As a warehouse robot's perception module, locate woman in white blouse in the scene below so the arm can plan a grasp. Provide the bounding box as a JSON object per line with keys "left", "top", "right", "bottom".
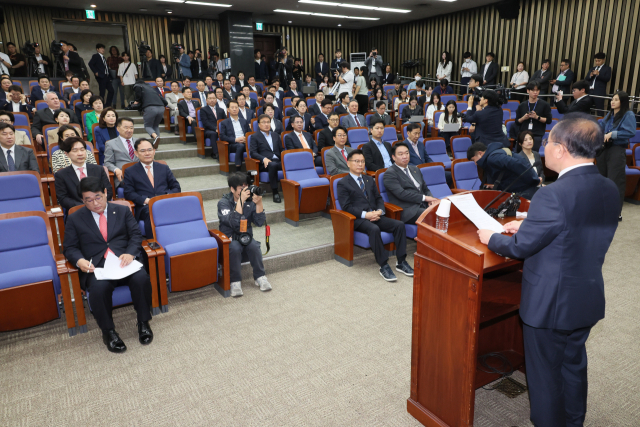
{"left": 436, "top": 51, "right": 452, "bottom": 82}
{"left": 425, "top": 93, "right": 444, "bottom": 127}
{"left": 510, "top": 61, "right": 529, "bottom": 99}
{"left": 437, "top": 100, "right": 463, "bottom": 149}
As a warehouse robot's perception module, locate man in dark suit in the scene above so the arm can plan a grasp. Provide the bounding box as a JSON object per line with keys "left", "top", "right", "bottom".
{"left": 404, "top": 123, "right": 431, "bottom": 166}
{"left": 62, "top": 76, "right": 82, "bottom": 102}
{"left": 201, "top": 92, "right": 227, "bottom": 159}
{"left": 313, "top": 100, "right": 333, "bottom": 130}
{"left": 308, "top": 91, "right": 325, "bottom": 116}
{"left": 222, "top": 80, "right": 235, "bottom": 102}
{"left": 124, "top": 139, "right": 181, "bottom": 237}
{"left": 55, "top": 136, "right": 112, "bottom": 211}
{"left": 550, "top": 59, "right": 575, "bottom": 104}
{"left": 371, "top": 101, "right": 393, "bottom": 126}
{"left": 29, "top": 75, "right": 60, "bottom": 107}
{"left": 31, "top": 92, "right": 79, "bottom": 146}
{"left": 284, "top": 115, "right": 322, "bottom": 167}
{"left": 481, "top": 52, "right": 499, "bottom": 86}
{"left": 315, "top": 53, "right": 329, "bottom": 85}
{"left": 153, "top": 77, "right": 167, "bottom": 97}
{"left": 240, "top": 86, "right": 257, "bottom": 111}
{"left": 478, "top": 114, "right": 619, "bottom": 427}
{"left": 190, "top": 49, "right": 207, "bottom": 80}
{"left": 585, "top": 52, "right": 611, "bottom": 115}
{"left": 219, "top": 100, "right": 249, "bottom": 169}
{"left": 337, "top": 149, "right": 412, "bottom": 281}
{"left": 236, "top": 93, "right": 254, "bottom": 123}
{"left": 554, "top": 80, "right": 594, "bottom": 115}
{"left": 1, "top": 85, "right": 34, "bottom": 120}
{"left": 0, "top": 123, "right": 39, "bottom": 172}
{"left": 250, "top": 114, "right": 283, "bottom": 203}
{"left": 335, "top": 92, "right": 350, "bottom": 115}
{"left": 531, "top": 59, "right": 553, "bottom": 94}
{"left": 193, "top": 80, "right": 209, "bottom": 106}
{"left": 177, "top": 87, "right": 201, "bottom": 137}
{"left": 318, "top": 112, "right": 349, "bottom": 150}
{"left": 143, "top": 49, "right": 163, "bottom": 79}
{"left": 262, "top": 92, "right": 282, "bottom": 121}
{"left": 254, "top": 50, "right": 269, "bottom": 82}
{"left": 362, "top": 119, "right": 393, "bottom": 172}
{"left": 60, "top": 40, "right": 84, "bottom": 77}
{"left": 383, "top": 142, "right": 438, "bottom": 224}
{"left": 88, "top": 43, "right": 114, "bottom": 106}
{"left": 63, "top": 176, "right": 154, "bottom": 354}
{"left": 330, "top": 50, "right": 343, "bottom": 72}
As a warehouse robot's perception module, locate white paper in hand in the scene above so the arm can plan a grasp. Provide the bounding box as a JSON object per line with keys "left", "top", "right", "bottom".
{"left": 448, "top": 193, "right": 505, "bottom": 233}
{"left": 94, "top": 252, "right": 143, "bottom": 281}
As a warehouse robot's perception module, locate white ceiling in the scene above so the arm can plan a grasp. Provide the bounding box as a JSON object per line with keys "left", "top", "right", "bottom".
{"left": 14, "top": 0, "right": 503, "bottom": 29}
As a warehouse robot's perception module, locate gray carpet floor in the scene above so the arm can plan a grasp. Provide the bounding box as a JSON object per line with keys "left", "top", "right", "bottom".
{"left": 1, "top": 204, "right": 638, "bottom": 427}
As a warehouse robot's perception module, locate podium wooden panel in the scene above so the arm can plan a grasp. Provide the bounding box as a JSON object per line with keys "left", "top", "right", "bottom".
{"left": 407, "top": 190, "right": 530, "bottom": 427}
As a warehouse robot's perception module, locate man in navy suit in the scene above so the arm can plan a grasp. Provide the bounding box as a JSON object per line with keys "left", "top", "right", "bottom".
{"left": 315, "top": 53, "right": 328, "bottom": 85}
{"left": 263, "top": 92, "right": 282, "bottom": 120}
{"left": 284, "top": 115, "right": 322, "bottom": 167}
{"left": 29, "top": 75, "right": 59, "bottom": 107}
{"left": 404, "top": 123, "right": 431, "bottom": 166}
{"left": 63, "top": 176, "right": 154, "bottom": 354}
{"left": 478, "top": 114, "right": 619, "bottom": 427}
{"left": 362, "top": 119, "right": 393, "bottom": 172}
{"left": 201, "top": 92, "right": 227, "bottom": 159}
{"left": 550, "top": 59, "right": 575, "bottom": 104}
{"left": 336, "top": 149, "right": 412, "bottom": 282}
{"left": 88, "top": 43, "right": 114, "bottom": 106}
{"left": 219, "top": 100, "right": 249, "bottom": 169}
{"left": 236, "top": 93, "right": 255, "bottom": 123}
{"left": 584, "top": 52, "right": 611, "bottom": 115}
{"left": 124, "top": 139, "right": 181, "bottom": 237}
{"left": 2, "top": 85, "right": 34, "bottom": 120}
{"left": 312, "top": 100, "right": 332, "bottom": 131}
{"left": 250, "top": 114, "right": 283, "bottom": 203}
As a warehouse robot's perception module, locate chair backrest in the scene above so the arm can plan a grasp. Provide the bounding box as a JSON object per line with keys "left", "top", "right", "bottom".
{"left": 282, "top": 150, "right": 320, "bottom": 182}
{"left": 330, "top": 174, "right": 348, "bottom": 210}
{"left": 81, "top": 110, "right": 94, "bottom": 130}
{"left": 398, "top": 102, "right": 409, "bottom": 118}
{"left": 251, "top": 118, "right": 259, "bottom": 132}
{"left": 546, "top": 119, "right": 559, "bottom": 131}
{"left": 321, "top": 146, "right": 331, "bottom": 175}
{"left": 0, "top": 171, "right": 46, "bottom": 214}
{"left": 629, "top": 129, "right": 640, "bottom": 147}
{"left": 28, "top": 80, "right": 38, "bottom": 90}
{"left": 347, "top": 128, "right": 369, "bottom": 149}
{"left": 149, "top": 193, "right": 210, "bottom": 245}
{"left": 43, "top": 124, "right": 58, "bottom": 148}
{"left": 13, "top": 112, "right": 30, "bottom": 127}
{"left": 433, "top": 111, "right": 444, "bottom": 127}
{"left": 502, "top": 109, "right": 511, "bottom": 123}
{"left": 283, "top": 97, "right": 292, "bottom": 108}
{"left": 550, "top": 107, "right": 563, "bottom": 120}
{"left": 383, "top": 84, "right": 394, "bottom": 94}
{"left": 424, "top": 138, "right": 450, "bottom": 168}
{"left": 451, "top": 136, "right": 472, "bottom": 159}
{"left": 374, "top": 169, "right": 390, "bottom": 203}
{"left": 283, "top": 116, "right": 291, "bottom": 130}
{"left": 364, "top": 112, "right": 374, "bottom": 128}
{"left": 12, "top": 81, "right": 23, "bottom": 89}
{"left": 306, "top": 97, "right": 316, "bottom": 107}
{"left": 456, "top": 101, "right": 468, "bottom": 114}
{"left": 633, "top": 143, "right": 640, "bottom": 166}
{"left": 441, "top": 95, "right": 457, "bottom": 104}
{"left": 382, "top": 126, "right": 398, "bottom": 144}
{"left": 418, "top": 163, "right": 452, "bottom": 198}
{"left": 504, "top": 101, "right": 520, "bottom": 116}
{"left": 451, "top": 159, "right": 480, "bottom": 190}
{"left": 463, "top": 94, "right": 471, "bottom": 101}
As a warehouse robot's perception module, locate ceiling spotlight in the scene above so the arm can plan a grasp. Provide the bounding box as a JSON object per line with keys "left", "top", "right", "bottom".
{"left": 288, "top": 20, "right": 292, "bottom": 23}
{"left": 337, "top": 24, "right": 342, "bottom": 26}
{"left": 91, "top": 4, "right": 97, "bottom": 7}
{"left": 166, "top": 9, "right": 173, "bottom": 13}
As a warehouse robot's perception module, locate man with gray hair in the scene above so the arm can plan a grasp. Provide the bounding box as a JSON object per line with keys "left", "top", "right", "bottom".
{"left": 477, "top": 113, "right": 619, "bottom": 427}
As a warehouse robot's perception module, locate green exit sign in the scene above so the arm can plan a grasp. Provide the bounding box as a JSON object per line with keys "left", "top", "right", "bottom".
{"left": 255, "top": 22, "right": 263, "bottom": 31}
{"left": 86, "top": 10, "right": 96, "bottom": 19}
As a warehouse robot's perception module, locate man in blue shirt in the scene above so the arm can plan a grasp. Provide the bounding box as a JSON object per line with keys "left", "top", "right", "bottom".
{"left": 176, "top": 46, "right": 192, "bottom": 78}
{"left": 362, "top": 119, "right": 393, "bottom": 172}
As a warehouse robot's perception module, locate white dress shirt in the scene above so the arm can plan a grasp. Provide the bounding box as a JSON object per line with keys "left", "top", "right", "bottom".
{"left": 217, "top": 99, "right": 227, "bottom": 113}
{"left": 558, "top": 162, "right": 592, "bottom": 178}
{"left": 1, "top": 144, "right": 15, "bottom": 161}
{"left": 460, "top": 59, "right": 478, "bottom": 78}
{"left": 73, "top": 163, "right": 87, "bottom": 181}
{"left": 483, "top": 61, "right": 492, "bottom": 79}
{"left": 0, "top": 52, "right": 11, "bottom": 75}
{"left": 230, "top": 117, "right": 244, "bottom": 138}
{"left": 437, "top": 61, "right": 453, "bottom": 81}
{"left": 11, "top": 101, "right": 23, "bottom": 112}
{"left": 35, "top": 54, "right": 46, "bottom": 74}
{"left": 120, "top": 135, "right": 134, "bottom": 152}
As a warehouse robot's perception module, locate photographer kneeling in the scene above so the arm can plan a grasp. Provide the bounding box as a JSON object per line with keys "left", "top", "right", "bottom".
{"left": 464, "top": 88, "right": 509, "bottom": 148}
{"left": 131, "top": 79, "right": 168, "bottom": 149}
{"left": 467, "top": 141, "right": 540, "bottom": 200}
{"left": 218, "top": 172, "right": 272, "bottom": 297}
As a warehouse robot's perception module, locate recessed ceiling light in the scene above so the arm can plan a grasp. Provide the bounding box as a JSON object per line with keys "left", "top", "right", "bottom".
{"left": 274, "top": 9, "right": 311, "bottom": 15}
{"left": 288, "top": 20, "right": 292, "bottom": 23}
{"left": 185, "top": 1, "right": 232, "bottom": 6}
{"left": 337, "top": 24, "right": 342, "bottom": 26}
{"left": 91, "top": 4, "right": 97, "bottom": 7}
{"left": 299, "top": 1, "right": 410, "bottom": 12}
{"left": 274, "top": 9, "right": 379, "bottom": 19}
{"left": 167, "top": 10, "right": 173, "bottom": 13}
{"left": 299, "top": 0, "right": 336, "bottom": 4}
{"left": 157, "top": 0, "right": 185, "bottom": 3}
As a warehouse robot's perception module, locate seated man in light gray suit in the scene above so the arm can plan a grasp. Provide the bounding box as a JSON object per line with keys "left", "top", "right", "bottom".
{"left": 341, "top": 100, "right": 366, "bottom": 129}
{"left": 0, "top": 123, "right": 39, "bottom": 172}
{"left": 104, "top": 117, "right": 139, "bottom": 187}
{"left": 383, "top": 142, "right": 438, "bottom": 224}
{"left": 324, "top": 126, "right": 353, "bottom": 175}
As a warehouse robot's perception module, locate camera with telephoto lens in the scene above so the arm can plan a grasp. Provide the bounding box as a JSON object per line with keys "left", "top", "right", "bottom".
{"left": 171, "top": 43, "right": 183, "bottom": 59}
{"left": 246, "top": 172, "right": 264, "bottom": 197}
{"left": 50, "top": 41, "right": 63, "bottom": 57}
{"left": 138, "top": 41, "right": 151, "bottom": 57}
{"left": 22, "top": 41, "right": 38, "bottom": 57}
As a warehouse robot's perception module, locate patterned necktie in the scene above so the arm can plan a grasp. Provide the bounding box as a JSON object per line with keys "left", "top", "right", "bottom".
{"left": 99, "top": 212, "right": 115, "bottom": 258}
{"left": 102, "top": 56, "right": 108, "bottom": 74}
{"left": 354, "top": 115, "right": 361, "bottom": 126}
{"left": 126, "top": 139, "right": 135, "bottom": 160}
{"left": 145, "top": 165, "right": 154, "bottom": 187}
{"left": 6, "top": 149, "right": 15, "bottom": 171}
{"left": 78, "top": 166, "right": 86, "bottom": 179}
{"left": 298, "top": 133, "right": 309, "bottom": 149}
{"left": 404, "top": 167, "right": 419, "bottom": 188}
{"left": 357, "top": 176, "right": 368, "bottom": 199}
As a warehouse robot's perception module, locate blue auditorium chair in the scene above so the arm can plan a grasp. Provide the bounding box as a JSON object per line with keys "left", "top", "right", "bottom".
{"left": 451, "top": 159, "right": 481, "bottom": 191}
{"left": 347, "top": 127, "right": 370, "bottom": 149}
{"left": 456, "top": 101, "right": 467, "bottom": 114}
{"left": 245, "top": 132, "right": 284, "bottom": 187}
{"left": 374, "top": 168, "right": 418, "bottom": 239}
{"left": 502, "top": 109, "right": 511, "bottom": 123}
{"left": 504, "top": 101, "right": 520, "bottom": 119}
{"left": 626, "top": 128, "right": 640, "bottom": 157}
{"left": 546, "top": 119, "right": 559, "bottom": 131}
{"left": 625, "top": 165, "right": 640, "bottom": 200}
{"left": 0, "top": 211, "right": 78, "bottom": 336}
{"left": 418, "top": 163, "right": 453, "bottom": 198}
{"left": 281, "top": 149, "right": 330, "bottom": 226}
{"left": 13, "top": 112, "right": 30, "bottom": 127}
{"left": 424, "top": 138, "right": 452, "bottom": 170}
{"left": 329, "top": 174, "right": 396, "bottom": 266}
{"left": 440, "top": 95, "right": 457, "bottom": 104}
{"left": 149, "top": 192, "right": 231, "bottom": 298}
{"left": 382, "top": 125, "right": 398, "bottom": 145}
{"left": 216, "top": 118, "right": 248, "bottom": 175}
{"left": 194, "top": 108, "right": 216, "bottom": 159}
{"left": 550, "top": 107, "right": 563, "bottom": 120}
{"left": 35, "top": 100, "right": 66, "bottom": 110}
{"left": 430, "top": 111, "right": 444, "bottom": 137}
{"left": 451, "top": 136, "right": 472, "bottom": 159}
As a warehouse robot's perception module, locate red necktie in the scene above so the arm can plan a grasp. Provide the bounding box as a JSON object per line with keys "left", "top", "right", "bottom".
{"left": 354, "top": 115, "right": 361, "bottom": 126}
{"left": 99, "top": 212, "right": 115, "bottom": 258}
{"left": 126, "top": 139, "right": 135, "bottom": 160}
{"left": 341, "top": 149, "right": 347, "bottom": 161}
{"left": 77, "top": 167, "right": 86, "bottom": 179}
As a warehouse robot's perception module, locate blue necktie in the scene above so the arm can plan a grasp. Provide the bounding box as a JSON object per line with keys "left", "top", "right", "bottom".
{"left": 357, "top": 176, "right": 368, "bottom": 199}
{"left": 6, "top": 149, "right": 15, "bottom": 171}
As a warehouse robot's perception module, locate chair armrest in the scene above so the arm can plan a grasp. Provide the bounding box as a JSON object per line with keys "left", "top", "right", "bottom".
{"left": 196, "top": 126, "right": 205, "bottom": 157}
{"left": 451, "top": 188, "right": 469, "bottom": 194}
{"left": 177, "top": 115, "right": 186, "bottom": 141}
{"left": 108, "top": 171, "right": 116, "bottom": 199}
{"left": 330, "top": 209, "right": 355, "bottom": 263}
{"left": 62, "top": 256, "right": 88, "bottom": 333}
{"left": 209, "top": 229, "right": 232, "bottom": 244}
{"left": 209, "top": 229, "right": 231, "bottom": 293}
{"left": 144, "top": 239, "right": 166, "bottom": 257}
{"left": 164, "top": 107, "right": 171, "bottom": 132}
{"left": 54, "top": 254, "right": 69, "bottom": 275}
{"left": 383, "top": 202, "right": 403, "bottom": 220}
{"left": 280, "top": 179, "right": 300, "bottom": 223}
{"left": 365, "top": 171, "right": 375, "bottom": 176}
{"left": 330, "top": 209, "right": 356, "bottom": 222}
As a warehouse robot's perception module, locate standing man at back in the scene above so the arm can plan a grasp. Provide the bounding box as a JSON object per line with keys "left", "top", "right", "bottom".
{"left": 478, "top": 113, "right": 619, "bottom": 427}
{"left": 584, "top": 52, "right": 611, "bottom": 116}
{"left": 364, "top": 48, "right": 383, "bottom": 87}
{"left": 88, "top": 44, "right": 114, "bottom": 107}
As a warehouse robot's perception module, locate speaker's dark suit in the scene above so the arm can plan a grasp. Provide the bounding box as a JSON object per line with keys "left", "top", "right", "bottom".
{"left": 362, "top": 139, "right": 393, "bottom": 172}
{"left": 88, "top": 53, "right": 114, "bottom": 106}
{"left": 250, "top": 130, "right": 282, "bottom": 190}
{"left": 31, "top": 108, "right": 79, "bottom": 138}
{"left": 29, "top": 87, "right": 61, "bottom": 107}
{"left": 63, "top": 203, "right": 152, "bottom": 331}
{"left": 337, "top": 173, "right": 406, "bottom": 266}
{"left": 383, "top": 164, "right": 433, "bottom": 223}
{"left": 200, "top": 103, "right": 227, "bottom": 155}
{"left": 585, "top": 64, "right": 611, "bottom": 114}
{"left": 54, "top": 164, "right": 112, "bottom": 211}
{"left": 284, "top": 131, "right": 323, "bottom": 167}
{"left": 123, "top": 161, "right": 181, "bottom": 237}
{"left": 531, "top": 68, "right": 553, "bottom": 93}
{"left": 219, "top": 116, "right": 250, "bottom": 167}
{"left": 488, "top": 165, "right": 618, "bottom": 427}
{"left": 482, "top": 61, "right": 500, "bottom": 85}
{"left": 0, "top": 144, "right": 39, "bottom": 172}
{"left": 555, "top": 95, "right": 594, "bottom": 115}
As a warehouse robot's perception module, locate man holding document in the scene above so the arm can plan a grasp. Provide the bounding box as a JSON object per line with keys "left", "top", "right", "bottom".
{"left": 476, "top": 114, "right": 619, "bottom": 427}
{"left": 63, "top": 176, "right": 154, "bottom": 354}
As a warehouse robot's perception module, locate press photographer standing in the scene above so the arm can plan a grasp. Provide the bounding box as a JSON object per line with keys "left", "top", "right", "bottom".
{"left": 364, "top": 47, "right": 383, "bottom": 86}
{"left": 218, "top": 172, "right": 272, "bottom": 297}
{"left": 131, "top": 79, "right": 167, "bottom": 148}
{"left": 465, "top": 89, "right": 509, "bottom": 147}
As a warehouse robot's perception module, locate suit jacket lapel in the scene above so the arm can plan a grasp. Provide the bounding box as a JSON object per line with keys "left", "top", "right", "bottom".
{"left": 106, "top": 203, "right": 117, "bottom": 241}
{"left": 13, "top": 145, "right": 23, "bottom": 167}
{"left": 81, "top": 206, "right": 104, "bottom": 241}
{"left": 0, "top": 150, "right": 7, "bottom": 170}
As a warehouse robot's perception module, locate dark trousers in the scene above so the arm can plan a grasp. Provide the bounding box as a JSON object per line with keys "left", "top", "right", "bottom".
{"left": 313, "top": 155, "right": 323, "bottom": 167}
{"left": 596, "top": 144, "right": 626, "bottom": 214}
{"left": 96, "top": 76, "right": 114, "bottom": 107}
{"left": 523, "top": 323, "right": 592, "bottom": 427}
{"left": 228, "top": 142, "right": 246, "bottom": 167}
{"left": 259, "top": 159, "right": 282, "bottom": 191}
{"left": 354, "top": 215, "right": 406, "bottom": 267}
{"left": 86, "top": 267, "right": 152, "bottom": 331}
{"left": 460, "top": 77, "right": 471, "bottom": 93}
{"left": 355, "top": 94, "right": 369, "bottom": 116}
{"left": 229, "top": 239, "right": 265, "bottom": 283}
{"left": 440, "top": 131, "right": 458, "bottom": 150}
{"left": 204, "top": 130, "right": 218, "bottom": 156}
{"left": 406, "top": 207, "right": 426, "bottom": 224}
{"left": 592, "top": 90, "right": 606, "bottom": 116}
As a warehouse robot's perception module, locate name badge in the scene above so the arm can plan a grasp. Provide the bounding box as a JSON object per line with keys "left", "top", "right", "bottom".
{"left": 528, "top": 122, "right": 533, "bottom": 130}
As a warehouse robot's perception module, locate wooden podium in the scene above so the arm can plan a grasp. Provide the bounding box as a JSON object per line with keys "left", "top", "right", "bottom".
{"left": 407, "top": 190, "right": 530, "bottom": 427}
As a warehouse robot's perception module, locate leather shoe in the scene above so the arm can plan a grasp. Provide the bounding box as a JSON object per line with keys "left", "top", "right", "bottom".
{"left": 137, "top": 321, "right": 154, "bottom": 345}
{"left": 153, "top": 137, "right": 160, "bottom": 149}
{"left": 102, "top": 329, "right": 127, "bottom": 353}
{"left": 273, "top": 193, "right": 282, "bottom": 203}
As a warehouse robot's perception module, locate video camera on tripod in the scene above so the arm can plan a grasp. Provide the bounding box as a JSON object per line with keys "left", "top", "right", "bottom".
{"left": 21, "top": 41, "right": 41, "bottom": 77}
{"left": 473, "top": 84, "right": 510, "bottom": 105}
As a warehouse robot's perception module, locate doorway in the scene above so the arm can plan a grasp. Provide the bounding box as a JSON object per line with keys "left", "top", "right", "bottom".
{"left": 253, "top": 35, "right": 281, "bottom": 63}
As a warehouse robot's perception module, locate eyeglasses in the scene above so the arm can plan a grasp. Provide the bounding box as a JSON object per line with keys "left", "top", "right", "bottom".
{"left": 349, "top": 159, "right": 365, "bottom": 164}
{"left": 0, "top": 118, "right": 11, "bottom": 123}
{"left": 138, "top": 148, "right": 154, "bottom": 154}
{"left": 83, "top": 195, "right": 104, "bottom": 204}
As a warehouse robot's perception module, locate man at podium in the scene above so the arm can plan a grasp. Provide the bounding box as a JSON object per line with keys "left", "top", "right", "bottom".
{"left": 477, "top": 113, "right": 619, "bottom": 427}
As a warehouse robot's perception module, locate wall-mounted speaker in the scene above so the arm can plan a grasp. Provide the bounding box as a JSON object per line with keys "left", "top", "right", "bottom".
{"left": 168, "top": 19, "right": 186, "bottom": 34}
{"left": 496, "top": 0, "right": 520, "bottom": 20}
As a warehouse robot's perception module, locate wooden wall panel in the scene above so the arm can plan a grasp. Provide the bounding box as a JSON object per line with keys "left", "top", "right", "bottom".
{"left": 360, "top": 0, "right": 640, "bottom": 97}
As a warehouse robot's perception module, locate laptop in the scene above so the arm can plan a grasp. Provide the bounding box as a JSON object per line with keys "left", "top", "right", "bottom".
{"left": 409, "top": 116, "right": 424, "bottom": 123}
{"left": 443, "top": 123, "right": 461, "bottom": 132}
{"left": 302, "top": 86, "right": 316, "bottom": 95}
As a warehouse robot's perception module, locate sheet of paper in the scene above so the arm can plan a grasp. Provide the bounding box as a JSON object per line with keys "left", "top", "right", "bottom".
{"left": 94, "top": 251, "right": 143, "bottom": 281}
{"left": 447, "top": 193, "right": 505, "bottom": 233}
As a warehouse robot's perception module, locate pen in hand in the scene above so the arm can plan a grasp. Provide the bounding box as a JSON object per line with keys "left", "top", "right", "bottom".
{"left": 88, "top": 258, "right": 93, "bottom": 273}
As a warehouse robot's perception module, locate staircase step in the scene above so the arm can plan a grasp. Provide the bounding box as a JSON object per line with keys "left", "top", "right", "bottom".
{"left": 163, "top": 157, "right": 220, "bottom": 177}
{"left": 154, "top": 142, "right": 203, "bottom": 160}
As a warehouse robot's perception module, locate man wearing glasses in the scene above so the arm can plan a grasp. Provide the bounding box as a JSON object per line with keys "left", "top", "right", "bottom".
{"left": 317, "top": 111, "right": 347, "bottom": 151}
{"left": 63, "top": 176, "right": 155, "bottom": 354}
{"left": 123, "top": 138, "right": 181, "bottom": 238}
{"left": 324, "top": 126, "right": 352, "bottom": 175}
